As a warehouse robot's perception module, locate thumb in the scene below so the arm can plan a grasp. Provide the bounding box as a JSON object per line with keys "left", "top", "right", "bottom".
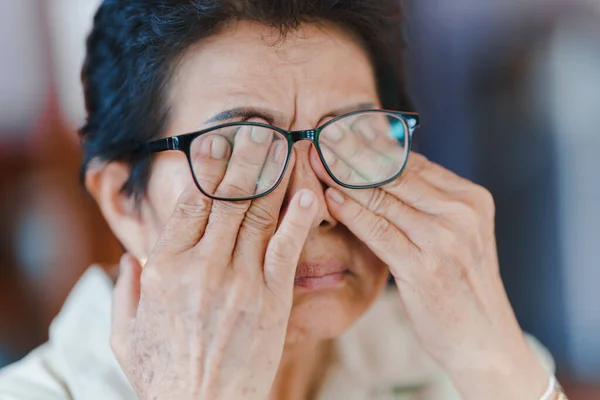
{"left": 111, "top": 253, "right": 142, "bottom": 350}
{"left": 264, "top": 190, "right": 318, "bottom": 301}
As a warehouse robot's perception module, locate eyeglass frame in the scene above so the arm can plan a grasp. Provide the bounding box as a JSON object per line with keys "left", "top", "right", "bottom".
{"left": 135, "top": 109, "right": 420, "bottom": 201}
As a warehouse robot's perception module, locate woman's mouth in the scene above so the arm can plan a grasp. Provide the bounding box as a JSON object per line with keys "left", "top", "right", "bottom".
{"left": 294, "top": 261, "right": 350, "bottom": 290}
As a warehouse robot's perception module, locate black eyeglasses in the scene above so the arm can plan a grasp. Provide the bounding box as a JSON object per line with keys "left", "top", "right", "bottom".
{"left": 137, "top": 109, "right": 420, "bottom": 201}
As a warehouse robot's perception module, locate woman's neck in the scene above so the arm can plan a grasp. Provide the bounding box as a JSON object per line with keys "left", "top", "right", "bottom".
{"left": 268, "top": 339, "right": 333, "bottom": 400}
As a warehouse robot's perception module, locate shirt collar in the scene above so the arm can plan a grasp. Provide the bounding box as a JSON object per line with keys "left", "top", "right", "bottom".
{"left": 48, "top": 266, "right": 137, "bottom": 399}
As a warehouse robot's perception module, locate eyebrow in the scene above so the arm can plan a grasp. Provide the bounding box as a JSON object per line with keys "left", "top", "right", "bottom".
{"left": 206, "top": 107, "right": 283, "bottom": 125}
{"left": 205, "top": 102, "right": 379, "bottom": 127}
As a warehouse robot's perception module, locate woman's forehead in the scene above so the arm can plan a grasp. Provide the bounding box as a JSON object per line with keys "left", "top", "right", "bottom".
{"left": 167, "top": 21, "right": 379, "bottom": 133}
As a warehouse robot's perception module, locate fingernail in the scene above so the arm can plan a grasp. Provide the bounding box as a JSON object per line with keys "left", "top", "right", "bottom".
{"left": 321, "top": 147, "right": 336, "bottom": 165}
{"left": 327, "top": 188, "right": 345, "bottom": 204}
{"left": 322, "top": 126, "right": 343, "bottom": 142}
{"left": 299, "top": 191, "right": 316, "bottom": 209}
{"left": 211, "top": 136, "right": 228, "bottom": 159}
{"left": 252, "top": 127, "right": 270, "bottom": 143}
{"left": 201, "top": 136, "right": 212, "bottom": 156}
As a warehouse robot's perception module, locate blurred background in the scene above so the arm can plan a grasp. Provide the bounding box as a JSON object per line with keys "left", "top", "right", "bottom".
{"left": 0, "top": 0, "right": 598, "bottom": 398}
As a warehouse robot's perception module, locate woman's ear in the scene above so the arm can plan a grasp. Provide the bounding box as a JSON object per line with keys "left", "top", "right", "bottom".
{"left": 85, "top": 162, "right": 148, "bottom": 261}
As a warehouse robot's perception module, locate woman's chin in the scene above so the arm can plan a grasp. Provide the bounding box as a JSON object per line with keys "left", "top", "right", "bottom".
{"left": 287, "top": 278, "right": 366, "bottom": 343}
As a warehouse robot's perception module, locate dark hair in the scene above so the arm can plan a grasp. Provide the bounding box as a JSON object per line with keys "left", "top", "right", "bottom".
{"left": 80, "top": 0, "right": 411, "bottom": 201}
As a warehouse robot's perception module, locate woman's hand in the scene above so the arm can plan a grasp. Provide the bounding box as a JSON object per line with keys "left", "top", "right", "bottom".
{"left": 316, "top": 151, "right": 550, "bottom": 400}
{"left": 110, "top": 150, "right": 319, "bottom": 400}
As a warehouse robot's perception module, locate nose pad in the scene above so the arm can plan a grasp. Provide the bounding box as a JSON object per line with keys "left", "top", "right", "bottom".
{"left": 289, "top": 129, "right": 318, "bottom": 143}
{"left": 283, "top": 141, "right": 338, "bottom": 229}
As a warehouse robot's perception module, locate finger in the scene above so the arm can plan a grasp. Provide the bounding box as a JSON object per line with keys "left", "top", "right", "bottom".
{"left": 325, "top": 113, "right": 405, "bottom": 157}
{"left": 326, "top": 185, "right": 434, "bottom": 244}
{"left": 320, "top": 127, "right": 404, "bottom": 186}
{"left": 379, "top": 154, "right": 454, "bottom": 215}
{"left": 189, "top": 133, "right": 231, "bottom": 195}
{"left": 234, "top": 151, "right": 294, "bottom": 274}
{"left": 319, "top": 143, "right": 368, "bottom": 184}
{"left": 111, "top": 253, "right": 142, "bottom": 350}
{"left": 154, "top": 183, "right": 213, "bottom": 255}
{"left": 200, "top": 126, "right": 276, "bottom": 258}
{"left": 405, "top": 153, "right": 496, "bottom": 218}
{"left": 156, "top": 133, "right": 228, "bottom": 256}
{"left": 255, "top": 137, "right": 289, "bottom": 194}
{"left": 352, "top": 114, "right": 403, "bottom": 154}
{"left": 312, "top": 147, "right": 448, "bottom": 216}
{"left": 264, "top": 189, "right": 319, "bottom": 301}
{"left": 213, "top": 125, "right": 274, "bottom": 199}
{"left": 319, "top": 115, "right": 407, "bottom": 185}
{"left": 323, "top": 188, "right": 414, "bottom": 268}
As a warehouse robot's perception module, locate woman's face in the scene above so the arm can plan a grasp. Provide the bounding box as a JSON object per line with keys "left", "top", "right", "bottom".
{"left": 134, "top": 21, "right": 390, "bottom": 344}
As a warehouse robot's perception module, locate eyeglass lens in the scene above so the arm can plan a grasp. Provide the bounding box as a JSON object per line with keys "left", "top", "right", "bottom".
{"left": 188, "top": 112, "right": 409, "bottom": 199}
{"left": 189, "top": 125, "right": 288, "bottom": 199}
{"left": 318, "top": 113, "right": 409, "bottom": 186}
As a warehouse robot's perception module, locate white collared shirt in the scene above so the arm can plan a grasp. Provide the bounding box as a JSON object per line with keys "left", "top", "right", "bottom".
{"left": 0, "top": 267, "right": 555, "bottom": 400}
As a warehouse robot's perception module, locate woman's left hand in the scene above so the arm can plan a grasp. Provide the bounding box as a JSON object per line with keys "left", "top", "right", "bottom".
{"left": 314, "top": 151, "right": 550, "bottom": 400}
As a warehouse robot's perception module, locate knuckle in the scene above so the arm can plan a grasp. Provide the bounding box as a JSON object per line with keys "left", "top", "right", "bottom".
{"left": 398, "top": 163, "right": 424, "bottom": 187}
{"left": 236, "top": 154, "right": 264, "bottom": 169}
{"left": 281, "top": 218, "right": 308, "bottom": 240}
{"left": 173, "top": 192, "right": 211, "bottom": 219}
{"left": 435, "top": 225, "right": 459, "bottom": 253}
{"left": 243, "top": 202, "right": 278, "bottom": 231}
{"left": 443, "top": 199, "right": 483, "bottom": 230}
{"left": 218, "top": 182, "right": 254, "bottom": 199}
{"left": 452, "top": 184, "right": 496, "bottom": 222}
{"left": 387, "top": 170, "right": 411, "bottom": 190}
{"left": 367, "top": 189, "right": 392, "bottom": 215}
{"left": 210, "top": 198, "right": 249, "bottom": 220}
{"left": 270, "top": 232, "right": 298, "bottom": 262}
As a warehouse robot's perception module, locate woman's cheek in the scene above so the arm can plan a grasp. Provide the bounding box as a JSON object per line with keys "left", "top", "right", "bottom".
{"left": 140, "top": 160, "right": 190, "bottom": 253}
{"left": 354, "top": 241, "right": 390, "bottom": 289}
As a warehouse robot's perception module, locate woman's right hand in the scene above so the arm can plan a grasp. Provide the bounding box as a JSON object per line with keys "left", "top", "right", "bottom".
{"left": 110, "top": 151, "right": 318, "bottom": 400}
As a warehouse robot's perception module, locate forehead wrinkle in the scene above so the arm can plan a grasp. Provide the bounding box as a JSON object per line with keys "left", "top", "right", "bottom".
{"left": 167, "top": 20, "right": 378, "bottom": 134}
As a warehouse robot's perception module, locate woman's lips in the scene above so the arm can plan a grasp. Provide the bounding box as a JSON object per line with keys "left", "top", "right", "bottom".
{"left": 294, "top": 262, "right": 349, "bottom": 290}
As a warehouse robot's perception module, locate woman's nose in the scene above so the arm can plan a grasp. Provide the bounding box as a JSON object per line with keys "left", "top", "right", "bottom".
{"left": 283, "top": 141, "right": 338, "bottom": 230}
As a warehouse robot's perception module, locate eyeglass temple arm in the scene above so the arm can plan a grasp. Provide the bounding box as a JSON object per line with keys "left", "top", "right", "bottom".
{"left": 403, "top": 114, "right": 420, "bottom": 137}
{"left": 135, "top": 137, "right": 181, "bottom": 155}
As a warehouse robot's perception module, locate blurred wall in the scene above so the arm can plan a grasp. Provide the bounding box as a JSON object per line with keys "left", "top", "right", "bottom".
{"left": 407, "top": 0, "right": 600, "bottom": 383}
{"left": 545, "top": 15, "right": 600, "bottom": 380}
{"left": 0, "top": 0, "right": 121, "bottom": 366}
{"left": 47, "top": 0, "right": 102, "bottom": 127}
{"left": 0, "top": 1, "right": 47, "bottom": 135}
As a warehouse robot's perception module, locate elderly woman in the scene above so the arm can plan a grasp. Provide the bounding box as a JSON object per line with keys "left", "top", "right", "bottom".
{"left": 0, "top": 1, "right": 568, "bottom": 399}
